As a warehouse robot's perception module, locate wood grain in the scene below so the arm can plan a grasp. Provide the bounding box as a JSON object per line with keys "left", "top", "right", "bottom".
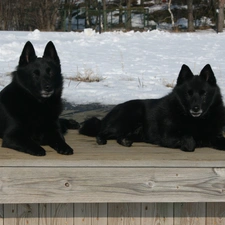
{"left": 206, "top": 202, "right": 225, "bottom": 225}
{"left": 74, "top": 203, "right": 107, "bottom": 225}
{"left": 108, "top": 203, "right": 141, "bottom": 225}
{"left": 141, "top": 203, "right": 173, "bottom": 225}
{"left": 174, "top": 203, "right": 206, "bottom": 225}
{"left": 17, "top": 204, "right": 39, "bottom": 225}
{"left": 0, "top": 167, "right": 225, "bottom": 203}
{"left": 0, "top": 130, "right": 225, "bottom": 224}
{"left": 0, "top": 205, "right": 3, "bottom": 225}
{"left": 4, "top": 204, "right": 18, "bottom": 225}
{"left": 0, "top": 130, "right": 225, "bottom": 167}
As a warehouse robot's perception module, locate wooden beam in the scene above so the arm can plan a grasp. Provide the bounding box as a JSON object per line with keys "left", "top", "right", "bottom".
{"left": 0, "top": 167, "right": 225, "bottom": 203}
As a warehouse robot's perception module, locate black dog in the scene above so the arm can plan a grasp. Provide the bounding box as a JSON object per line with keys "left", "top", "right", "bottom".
{"left": 0, "top": 41, "right": 78, "bottom": 156}
{"left": 80, "top": 64, "right": 225, "bottom": 152}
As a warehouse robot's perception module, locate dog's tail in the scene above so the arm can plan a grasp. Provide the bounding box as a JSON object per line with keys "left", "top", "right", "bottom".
{"left": 79, "top": 117, "right": 101, "bottom": 137}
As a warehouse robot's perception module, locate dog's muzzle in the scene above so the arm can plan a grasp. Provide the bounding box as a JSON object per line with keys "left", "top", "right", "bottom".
{"left": 190, "top": 108, "right": 203, "bottom": 117}
{"left": 41, "top": 90, "right": 54, "bottom": 98}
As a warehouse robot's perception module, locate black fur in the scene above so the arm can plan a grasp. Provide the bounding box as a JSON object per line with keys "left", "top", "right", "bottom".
{"left": 0, "top": 41, "right": 77, "bottom": 156}
{"left": 79, "top": 64, "right": 225, "bottom": 152}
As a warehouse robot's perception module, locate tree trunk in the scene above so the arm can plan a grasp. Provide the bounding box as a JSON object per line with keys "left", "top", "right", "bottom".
{"left": 217, "top": 0, "right": 225, "bottom": 32}
{"left": 168, "top": 0, "right": 175, "bottom": 28}
{"left": 119, "top": 0, "right": 123, "bottom": 25}
{"left": 103, "top": 0, "right": 107, "bottom": 31}
{"left": 126, "top": 0, "right": 132, "bottom": 30}
{"left": 187, "top": 0, "right": 194, "bottom": 32}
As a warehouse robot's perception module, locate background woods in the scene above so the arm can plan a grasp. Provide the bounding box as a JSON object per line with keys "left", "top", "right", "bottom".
{"left": 0, "top": 0, "right": 60, "bottom": 31}
{"left": 0, "top": 0, "right": 224, "bottom": 32}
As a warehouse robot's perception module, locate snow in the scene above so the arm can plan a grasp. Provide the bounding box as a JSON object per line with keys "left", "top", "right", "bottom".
{"left": 0, "top": 29, "right": 225, "bottom": 106}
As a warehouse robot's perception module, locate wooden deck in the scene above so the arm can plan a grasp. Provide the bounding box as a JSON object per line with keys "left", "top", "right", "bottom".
{"left": 0, "top": 130, "right": 225, "bottom": 224}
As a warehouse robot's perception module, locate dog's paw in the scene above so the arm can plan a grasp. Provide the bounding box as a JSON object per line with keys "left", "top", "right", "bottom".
{"left": 29, "top": 148, "right": 46, "bottom": 156}
{"left": 117, "top": 138, "right": 133, "bottom": 147}
{"left": 96, "top": 136, "right": 107, "bottom": 145}
{"left": 57, "top": 146, "right": 73, "bottom": 155}
{"left": 2, "top": 140, "right": 46, "bottom": 156}
{"left": 180, "top": 136, "right": 196, "bottom": 152}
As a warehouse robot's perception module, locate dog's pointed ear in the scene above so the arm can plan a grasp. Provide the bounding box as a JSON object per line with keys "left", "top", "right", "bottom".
{"left": 176, "top": 64, "right": 194, "bottom": 85}
{"left": 19, "top": 41, "right": 37, "bottom": 66}
{"left": 200, "top": 64, "right": 216, "bottom": 85}
{"left": 43, "top": 41, "right": 60, "bottom": 64}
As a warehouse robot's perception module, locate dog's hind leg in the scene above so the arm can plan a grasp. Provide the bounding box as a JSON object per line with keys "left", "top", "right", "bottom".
{"left": 96, "top": 129, "right": 115, "bottom": 145}
{"left": 2, "top": 129, "right": 46, "bottom": 156}
{"left": 117, "top": 127, "right": 143, "bottom": 147}
{"left": 211, "top": 136, "right": 225, "bottom": 150}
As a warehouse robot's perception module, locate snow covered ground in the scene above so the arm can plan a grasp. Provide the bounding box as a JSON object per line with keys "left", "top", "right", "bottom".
{"left": 0, "top": 29, "right": 225, "bottom": 106}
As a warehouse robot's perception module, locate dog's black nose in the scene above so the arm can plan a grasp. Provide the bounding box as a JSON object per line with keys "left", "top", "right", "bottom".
{"left": 193, "top": 105, "right": 200, "bottom": 112}
{"left": 44, "top": 85, "right": 51, "bottom": 92}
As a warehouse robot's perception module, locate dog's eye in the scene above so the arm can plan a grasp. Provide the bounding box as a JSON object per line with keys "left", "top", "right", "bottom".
{"left": 33, "top": 70, "right": 40, "bottom": 79}
{"left": 187, "top": 90, "right": 193, "bottom": 96}
{"left": 46, "top": 68, "right": 53, "bottom": 77}
{"left": 199, "top": 90, "right": 206, "bottom": 96}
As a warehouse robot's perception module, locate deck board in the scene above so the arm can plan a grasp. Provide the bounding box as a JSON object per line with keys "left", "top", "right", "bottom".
{"left": 0, "top": 130, "right": 225, "bottom": 204}
{"left": 0, "top": 130, "right": 225, "bottom": 167}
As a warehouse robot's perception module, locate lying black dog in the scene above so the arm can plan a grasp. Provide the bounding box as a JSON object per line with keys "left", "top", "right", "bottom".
{"left": 80, "top": 64, "right": 225, "bottom": 152}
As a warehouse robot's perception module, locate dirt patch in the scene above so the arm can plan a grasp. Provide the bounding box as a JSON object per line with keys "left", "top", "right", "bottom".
{"left": 61, "top": 101, "right": 114, "bottom": 123}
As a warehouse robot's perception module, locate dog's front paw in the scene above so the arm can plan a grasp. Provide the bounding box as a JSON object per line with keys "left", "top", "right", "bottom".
{"left": 180, "top": 136, "right": 196, "bottom": 152}
{"left": 51, "top": 142, "right": 74, "bottom": 155}
{"left": 57, "top": 145, "right": 73, "bottom": 155}
{"left": 29, "top": 147, "right": 46, "bottom": 156}
{"left": 117, "top": 138, "right": 133, "bottom": 147}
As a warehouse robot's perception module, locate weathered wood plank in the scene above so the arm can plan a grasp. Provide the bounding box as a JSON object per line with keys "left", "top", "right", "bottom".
{"left": 51, "top": 203, "right": 73, "bottom": 225}
{"left": 0, "top": 130, "right": 225, "bottom": 167}
{"left": 17, "top": 204, "right": 39, "bottom": 225}
{"left": 174, "top": 203, "right": 206, "bottom": 225}
{"left": 74, "top": 203, "right": 92, "bottom": 225}
{"left": 0, "top": 168, "right": 225, "bottom": 203}
{"left": 39, "top": 203, "right": 73, "bottom": 225}
{"left": 108, "top": 203, "right": 141, "bottom": 225}
{"left": 39, "top": 203, "right": 51, "bottom": 225}
{"left": 92, "top": 203, "right": 107, "bottom": 225}
{"left": 0, "top": 204, "right": 3, "bottom": 225}
{"left": 2, "top": 203, "right": 225, "bottom": 225}
{"left": 207, "top": 202, "right": 225, "bottom": 225}
{"left": 141, "top": 203, "right": 173, "bottom": 225}
{"left": 4, "top": 204, "right": 18, "bottom": 225}
{"left": 74, "top": 203, "right": 107, "bottom": 225}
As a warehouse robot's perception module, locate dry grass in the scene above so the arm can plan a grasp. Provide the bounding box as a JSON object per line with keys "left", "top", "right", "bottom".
{"left": 162, "top": 79, "right": 175, "bottom": 88}
{"left": 67, "top": 67, "right": 103, "bottom": 83}
{"left": 138, "top": 77, "right": 145, "bottom": 88}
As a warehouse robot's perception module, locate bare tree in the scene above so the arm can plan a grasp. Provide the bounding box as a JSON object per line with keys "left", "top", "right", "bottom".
{"left": 0, "top": 0, "right": 15, "bottom": 30}
{"left": 103, "top": 0, "right": 107, "bottom": 31}
{"left": 0, "top": 0, "right": 61, "bottom": 31}
{"left": 168, "top": 0, "right": 175, "bottom": 28}
{"left": 187, "top": 0, "right": 194, "bottom": 32}
{"left": 217, "top": 0, "right": 225, "bottom": 32}
{"left": 30, "top": 0, "right": 60, "bottom": 31}
{"left": 126, "top": 0, "right": 132, "bottom": 30}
